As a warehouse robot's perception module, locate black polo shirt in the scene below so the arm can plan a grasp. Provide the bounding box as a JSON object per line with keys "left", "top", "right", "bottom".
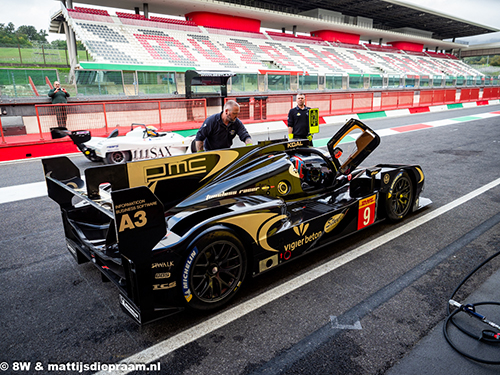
{"left": 287, "top": 106, "right": 310, "bottom": 138}
{"left": 195, "top": 112, "right": 250, "bottom": 151}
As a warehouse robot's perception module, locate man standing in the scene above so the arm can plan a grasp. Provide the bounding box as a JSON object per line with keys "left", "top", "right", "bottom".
{"left": 48, "top": 81, "right": 70, "bottom": 128}
{"left": 287, "top": 93, "right": 311, "bottom": 141}
{"left": 195, "top": 100, "right": 253, "bottom": 152}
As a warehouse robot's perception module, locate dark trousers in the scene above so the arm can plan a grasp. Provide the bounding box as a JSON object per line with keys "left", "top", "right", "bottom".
{"left": 55, "top": 105, "right": 67, "bottom": 127}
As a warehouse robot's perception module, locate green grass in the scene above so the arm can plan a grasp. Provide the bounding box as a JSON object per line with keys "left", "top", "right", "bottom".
{"left": 0, "top": 46, "right": 90, "bottom": 65}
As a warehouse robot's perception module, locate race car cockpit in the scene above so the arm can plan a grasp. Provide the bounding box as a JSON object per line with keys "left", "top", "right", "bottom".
{"left": 289, "top": 149, "right": 336, "bottom": 190}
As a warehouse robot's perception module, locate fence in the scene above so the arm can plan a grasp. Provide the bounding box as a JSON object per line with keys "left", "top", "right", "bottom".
{"left": 226, "top": 88, "right": 499, "bottom": 122}
{"left": 2, "top": 88, "right": 500, "bottom": 145}
{"left": 32, "top": 99, "right": 206, "bottom": 140}
{"left": 0, "top": 44, "right": 90, "bottom": 66}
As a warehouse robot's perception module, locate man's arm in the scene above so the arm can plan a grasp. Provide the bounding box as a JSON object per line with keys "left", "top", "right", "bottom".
{"left": 195, "top": 140, "right": 204, "bottom": 152}
{"left": 236, "top": 121, "right": 252, "bottom": 145}
{"left": 287, "top": 109, "right": 294, "bottom": 138}
{"left": 194, "top": 122, "right": 209, "bottom": 152}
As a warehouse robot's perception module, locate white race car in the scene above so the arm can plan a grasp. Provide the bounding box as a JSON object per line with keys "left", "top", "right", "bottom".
{"left": 53, "top": 125, "right": 195, "bottom": 164}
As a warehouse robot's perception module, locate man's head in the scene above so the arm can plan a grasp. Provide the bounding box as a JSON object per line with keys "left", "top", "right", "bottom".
{"left": 296, "top": 93, "right": 306, "bottom": 109}
{"left": 54, "top": 81, "right": 61, "bottom": 89}
{"left": 222, "top": 100, "right": 240, "bottom": 125}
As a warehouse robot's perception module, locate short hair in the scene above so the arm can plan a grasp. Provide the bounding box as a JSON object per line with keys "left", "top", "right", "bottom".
{"left": 54, "top": 81, "right": 60, "bottom": 85}
{"left": 296, "top": 92, "right": 305, "bottom": 97}
{"left": 224, "top": 100, "right": 240, "bottom": 111}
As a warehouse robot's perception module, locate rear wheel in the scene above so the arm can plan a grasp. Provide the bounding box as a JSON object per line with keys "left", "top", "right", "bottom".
{"left": 105, "top": 151, "right": 131, "bottom": 165}
{"left": 181, "top": 231, "right": 247, "bottom": 310}
{"left": 385, "top": 171, "right": 413, "bottom": 221}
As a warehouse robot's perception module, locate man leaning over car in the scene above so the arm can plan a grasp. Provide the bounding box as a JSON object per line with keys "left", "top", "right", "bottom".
{"left": 195, "top": 100, "right": 253, "bottom": 152}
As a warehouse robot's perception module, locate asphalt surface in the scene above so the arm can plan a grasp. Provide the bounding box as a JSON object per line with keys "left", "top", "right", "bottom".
{"left": 1, "top": 104, "right": 500, "bottom": 374}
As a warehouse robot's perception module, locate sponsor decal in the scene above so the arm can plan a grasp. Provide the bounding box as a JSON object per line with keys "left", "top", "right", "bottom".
{"left": 293, "top": 223, "right": 309, "bottom": 236}
{"left": 383, "top": 173, "right": 390, "bottom": 184}
{"left": 206, "top": 186, "right": 261, "bottom": 200}
{"left": 145, "top": 157, "right": 207, "bottom": 184}
{"left": 284, "top": 223, "right": 322, "bottom": 252}
{"left": 152, "top": 261, "right": 174, "bottom": 269}
{"left": 114, "top": 199, "right": 160, "bottom": 232}
{"left": 287, "top": 141, "right": 303, "bottom": 149}
{"left": 66, "top": 241, "right": 77, "bottom": 257}
{"left": 358, "top": 194, "right": 376, "bottom": 230}
{"left": 324, "top": 213, "right": 345, "bottom": 233}
{"left": 133, "top": 146, "right": 172, "bottom": 161}
{"left": 119, "top": 295, "right": 141, "bottom": 324}
{"left": 153, "top": 281, "right": 177, "bottom": 290}
{"left": 277, "top": 180, "right": 291, "bottom": 195}
{"left": 155, "top": 272, "right": 171, "bottom": 279}
{"left": 182, "top": 248, "right": 198, "bottom": 302}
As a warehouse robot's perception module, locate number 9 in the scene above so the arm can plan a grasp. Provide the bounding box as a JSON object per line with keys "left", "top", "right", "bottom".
{"left": 363, "top": 207, "right": 371, "bottom": 225}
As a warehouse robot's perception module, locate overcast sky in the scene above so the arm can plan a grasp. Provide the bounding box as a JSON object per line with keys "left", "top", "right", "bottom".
{"left": 2, "top": 0, "right": 499, "bottom": 44}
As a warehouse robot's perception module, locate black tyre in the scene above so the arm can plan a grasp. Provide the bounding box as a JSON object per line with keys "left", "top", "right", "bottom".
{"left": 385, "top": 171, "right": 413, "bottom": 221}
{"left": 105, "top": 151, "right": 131, "bottom": 165}
{"left": 181, "top": 231, "right": 247, "bottom": 310}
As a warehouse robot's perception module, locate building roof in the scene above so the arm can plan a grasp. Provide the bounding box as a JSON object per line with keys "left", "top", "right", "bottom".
{"left": 71, "top": 0, "right": 498, "bottom": 40}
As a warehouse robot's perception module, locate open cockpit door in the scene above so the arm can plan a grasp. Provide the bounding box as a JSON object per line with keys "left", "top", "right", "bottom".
{"left": 327, "top": 119, "right": 380, "bottom": 175}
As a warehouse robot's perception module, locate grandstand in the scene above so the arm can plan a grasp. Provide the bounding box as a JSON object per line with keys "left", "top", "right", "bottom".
{"left": 1, "top": 0, "right": 499, "bottom": 155}
{"left": 61, "top": 5, "right": 481, "bottom": 77}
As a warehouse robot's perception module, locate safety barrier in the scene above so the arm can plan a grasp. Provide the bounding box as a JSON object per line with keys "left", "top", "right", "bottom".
{"left": 1, "top": 88, "right": 500, "bottom": 146}
{"left": 31, "top": 99, "right": 206, "bottom": 141}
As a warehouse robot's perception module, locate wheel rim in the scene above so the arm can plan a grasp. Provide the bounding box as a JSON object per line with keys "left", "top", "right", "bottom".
{"left": 111, "top": 151, "right": 125, "bottom": 164}
{"left": 191, "top": 240, "right": 244, "bottom": 304}
{"left": 390, "top": 176, "right": 412, "bottom": 216}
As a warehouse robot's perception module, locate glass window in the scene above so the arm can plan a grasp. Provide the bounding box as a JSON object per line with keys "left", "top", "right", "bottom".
{"left": 75, "top": 70, "right": 124, "bottom": 96}
{"left": 420, "top": 76, "right": 430, "bottom": 88}
{"left": 466, "top": 76, "right": 475, "bottom": 86}
{"left": 230, "top": 74, "right": 258, "bottom": 92}
{"left": 456, "top": 76, "right": 465, "bottom": 86}
{"left": 370, "top": 75, "right": 383, "bottom": 89}
{"left": 387, "top": 75, "right": 400, "bottom": 88}
{"left": 325, "top": 75, "right": 343, "bottom": 90}
{"left": 136, "top": 72, "right": 176, "bottom": 94}
{"left": 0, "top": 68, "right": 59, "bottom": 98}
{"left": 348, "top": 74, "right": 363, "bottom": 89}
{"left": 268, "top": 74, "right": 290, "bottom": 91}
{"left": 432, "top": 76, "right": 443, "bottom": 87}
{"left": 404, "top": 76, "right": 416, "bottom": 88}
{"left": 445, "top": 76, "right": 455, "bottom": 87}
{"left": 298, "top": 74, "right": 318, "bottom": 90}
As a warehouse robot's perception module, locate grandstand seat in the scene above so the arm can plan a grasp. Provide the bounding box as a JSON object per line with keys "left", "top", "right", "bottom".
{"left": 64, "top": 8, "right": 481, "bottom": 76}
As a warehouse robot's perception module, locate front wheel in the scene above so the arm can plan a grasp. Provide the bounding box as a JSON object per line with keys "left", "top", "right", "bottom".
{"left": 385, "top": 171, "right": 413, "bottom": 221}
{"left": 105, "top": 151, "right": 131, "bottom": 165}
{"left": 181, "top": 231, "right": 247, "bottom": 310}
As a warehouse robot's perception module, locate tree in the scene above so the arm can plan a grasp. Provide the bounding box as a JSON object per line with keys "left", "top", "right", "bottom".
{"left": 491, "top": 55, "right": 500, "bottom": 67}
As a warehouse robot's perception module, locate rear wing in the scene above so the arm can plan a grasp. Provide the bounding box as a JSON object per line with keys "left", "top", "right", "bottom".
{"left": 42, "top": 157, "right": 172, "bottom": 324}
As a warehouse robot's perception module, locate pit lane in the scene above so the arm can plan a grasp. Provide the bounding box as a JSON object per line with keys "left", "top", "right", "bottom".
{"left": 1, "top": 104, "right": 500, "bottom": 375}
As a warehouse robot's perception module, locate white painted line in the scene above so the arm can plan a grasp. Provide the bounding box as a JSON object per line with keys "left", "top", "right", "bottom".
{"left": 428, "top": 105, "right": 448, "bottom": 112}
{"left": 423, "top": 119, "right": 457, "bottom": 127}
{"left": 384, "top": 109, "right": 410, "bottom": 118}
{"left": 376, "top": 129, "right": 400, "bottom": 137}
{"left": 463, "top": 102, "right": 478, "bottom": 108}
{"left": 99, "top": 177, "right": 500, "bottom": 375}
{"left": 0, "top": 181, "right": 47, "bottom": 204}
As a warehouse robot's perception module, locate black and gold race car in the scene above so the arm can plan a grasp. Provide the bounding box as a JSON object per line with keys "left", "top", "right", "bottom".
{"left": 43, "top": 119, "right": 431, "bottom": 324}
